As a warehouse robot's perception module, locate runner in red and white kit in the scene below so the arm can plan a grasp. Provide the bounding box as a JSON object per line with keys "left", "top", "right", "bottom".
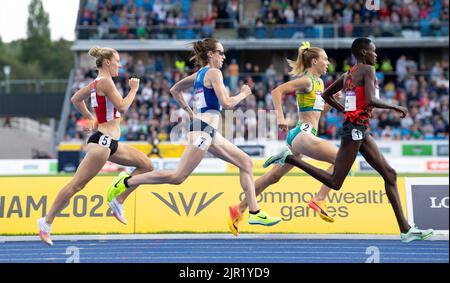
{"left": 263, "top": 38, "right": 434, "bottom": 243}
{"left": 37, "top": 46, "right": 154, "bottom": 246}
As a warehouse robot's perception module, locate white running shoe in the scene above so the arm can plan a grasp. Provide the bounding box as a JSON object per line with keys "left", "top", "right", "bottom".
{"left": 37, "top": 217, "right": 53, "bottom": 246}
{"left": 108, "top": 197, "right": 128, "bottom": 225}
{"left": 262, "top": 147, "right": 292, "bottom": 168}
{"left": 400, "top": 225, "right": 434, "bottom": 243}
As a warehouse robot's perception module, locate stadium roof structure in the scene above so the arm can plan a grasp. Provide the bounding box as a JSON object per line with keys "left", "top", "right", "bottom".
{"left": 72, "top": 37, "right": 449, "bottom": 52}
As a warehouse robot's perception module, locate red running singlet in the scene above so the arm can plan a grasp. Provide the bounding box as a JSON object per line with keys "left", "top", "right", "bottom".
{"left": 90, "top": 79, "right": 121, "bottom": 124}
{"left": 343, "top": 65, "right": 379, "bottom": 127}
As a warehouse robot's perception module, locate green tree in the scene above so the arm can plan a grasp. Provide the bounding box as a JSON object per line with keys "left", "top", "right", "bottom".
{"left": 21, "top": 0, "right": 51, "bottom": 67}
{"left": 47, "top": 39, "right": 74, "bottom": 78}
{"left": 18, "top": 0, "right": 73, "bottom": 79}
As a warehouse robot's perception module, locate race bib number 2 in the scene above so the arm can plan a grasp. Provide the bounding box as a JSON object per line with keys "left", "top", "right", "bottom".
{"left": 300, "top": 123, "right": 313, "bottom": 134}
{"left": 313, "top": 91, "right": 325, "bottom": 110}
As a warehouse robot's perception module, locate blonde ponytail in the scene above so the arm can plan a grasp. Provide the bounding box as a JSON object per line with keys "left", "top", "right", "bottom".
{"left": 287, "top": 41, "right": 323, "bottom": 77}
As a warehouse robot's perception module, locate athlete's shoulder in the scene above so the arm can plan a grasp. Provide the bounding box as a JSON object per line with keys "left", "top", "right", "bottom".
{"left": 95, "top": 76, "right": 114, "bottom": 85}
{"left": 359, "top": 64, "right": 376, "bottom": 73}
{"left": 205, "top": 67, "right": 223, "bottom": 80}
{"left": 293, "top": 74, "right": 313, "bottom": 92}
{"left": 206, "top": 67, "right": 222, "bottom": 75}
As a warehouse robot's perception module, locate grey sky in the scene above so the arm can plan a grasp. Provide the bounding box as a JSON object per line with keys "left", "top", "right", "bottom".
{"left": 0, "top": 0, "right": 79, "bottom": 42}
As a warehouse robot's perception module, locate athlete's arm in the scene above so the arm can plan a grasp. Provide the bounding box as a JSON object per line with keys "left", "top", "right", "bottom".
{"left": 169, "top": 73, "right": 196, "bottom": 118}
{"left": 71, "top": 83, "right": 95, "bottom": 120}
{"left": 207, "top": 68, "right": 251, "bottom": 109}
{"left": 322, "top": 91, "right": 342, "bottom": 114}
{"left": 322, "top": 74, "right": 345, "bottom": 112}
{"left": 98, "top": 77, "right": 139, "bottom": 114}
{"left": 271, "top": 76, "right": 312, "bottom": 132}
{"left": 363, "top": 65, "right": 407, "bottom": 118}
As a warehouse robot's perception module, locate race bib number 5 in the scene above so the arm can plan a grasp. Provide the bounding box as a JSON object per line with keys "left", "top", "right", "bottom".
{"left": 99, "top": 135, "right": 112, "bottom": 148}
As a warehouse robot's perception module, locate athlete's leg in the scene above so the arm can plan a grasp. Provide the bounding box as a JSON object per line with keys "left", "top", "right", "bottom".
{"left": 108, "top": 143, "right": 154, "bottom": 203}
{"left": 237, "top": 164, "right": 294, "bottom": 214}
{"left": 358, "top": 135, "right": 410, "bottom": 233}
{"left": 208, "top": 133, "right": 259, "bottom": 212}
{"left": 45, "top": 144, "right": 110, "bottom": 224}
{"left": 285, "top": 138, "right": 362, "bottom": 190}
{"left": 125, "top": 131, "right": 208, "bottom": 189}
{"left": 291, "top": 132, "right": 338, "bottom": 200}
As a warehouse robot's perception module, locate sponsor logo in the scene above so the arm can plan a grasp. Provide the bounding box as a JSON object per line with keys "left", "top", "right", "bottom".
{"left": 410, "top": 184, "right": 449, "bottom": 230}
{"left": 152, "top": 192, "right": 223, "bottom": 216}
{"left": 430, "top": 196, "right": 449, "bottom": 209}
{"left": 0, "top": 195, "right": 113, "bottom": 218}
{"left": 426, "top": 161, "right": 449, "bottom": 171}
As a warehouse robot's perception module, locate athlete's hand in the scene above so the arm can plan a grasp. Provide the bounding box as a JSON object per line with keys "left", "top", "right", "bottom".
{"left": 278, "top": 116, "right": 288, "bottom": 133}
{"left": 333, "top": 91, "right": 343, "bottom": 100}
{"left": 84, "top": 118, "right": 97, "bottom": 133}
{"left": 394, "top": 105, "right": 408, "bottom": 118}
{"left": 240, "top": 84, "right": 252, "bottom": 98}
{"left": 129, "top": 78, "right": 140, "bottom": 91}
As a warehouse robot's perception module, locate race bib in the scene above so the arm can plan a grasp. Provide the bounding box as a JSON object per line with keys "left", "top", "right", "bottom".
{"left": 313, "top": 91, "right": 325, "bottom": 110}
{"left": 345, "top": 91, "right": 356, "bottom": 112}
{"left": 375, "top": 86, "right": 380, "bottom": 99}
{"left": 300, "top": 123, "right": 313, "bottom": 134}
{"left": 195, "top": 89, "right": 207, "bottom": 110}
{"left": 194, "top": 135, "right": 210, "bottom": 151}
{"left": 99, "top": 135, "right": 112, "bottom": 148}
{"left": 351, "top": 129, "right": 364, "bottom": 141}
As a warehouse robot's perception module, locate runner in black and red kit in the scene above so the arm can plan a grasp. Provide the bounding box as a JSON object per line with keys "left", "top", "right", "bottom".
{"left": 263, "top": 38, "right": 434, "bottom": 243}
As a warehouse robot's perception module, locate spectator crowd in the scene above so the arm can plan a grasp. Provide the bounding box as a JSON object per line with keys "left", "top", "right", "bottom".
{"left": 77, "top": 0, "right": 449, "bottom": 39}
{"left": 65, "top": 53, "right": 449, "bottom": 143}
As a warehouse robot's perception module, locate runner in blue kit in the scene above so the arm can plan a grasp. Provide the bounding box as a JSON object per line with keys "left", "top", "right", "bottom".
{"left": 106, "top": 38, "right": 281, "bottom": 228}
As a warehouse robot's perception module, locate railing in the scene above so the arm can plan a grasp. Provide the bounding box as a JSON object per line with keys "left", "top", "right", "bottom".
{"left": 0, "top": 79, "right": 68, "bottom": 94}
{"left": 55, "top": 70, "right": 75, "bottom": 154}
{"left": 75, "top": 21, "right": 450, "bottom": 40}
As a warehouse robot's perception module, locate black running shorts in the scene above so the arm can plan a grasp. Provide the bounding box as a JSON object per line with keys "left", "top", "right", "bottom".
{"left": 340, "top": 121, "right": 369, "bottom": 142}
{"left": 87, "top": 131, "right": 119, "bottom": 156}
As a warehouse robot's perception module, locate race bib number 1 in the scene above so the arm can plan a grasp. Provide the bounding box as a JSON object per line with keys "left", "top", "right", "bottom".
{"left": 351, "top": 129, "right": 364, "bottom": 141}
{"left": 375, "top": 86, "right": 380, "bottom": 99}
{"left": 345, "top": 91, "right": 356, "bottom": 112}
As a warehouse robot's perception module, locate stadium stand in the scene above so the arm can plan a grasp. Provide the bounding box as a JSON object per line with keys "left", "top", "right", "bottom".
{"left": 76, "top": 0, "right": 449, "bottom": 39}
{"left": 66, "top": 55, "right": 449, "bottom": 142}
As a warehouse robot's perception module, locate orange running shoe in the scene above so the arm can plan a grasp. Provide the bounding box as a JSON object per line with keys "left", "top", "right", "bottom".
{"left": 308, "top": 198, "right": 335, "bottom": 223}
{"left": 228, "top": 205, "right": 243, "bottom": 237}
